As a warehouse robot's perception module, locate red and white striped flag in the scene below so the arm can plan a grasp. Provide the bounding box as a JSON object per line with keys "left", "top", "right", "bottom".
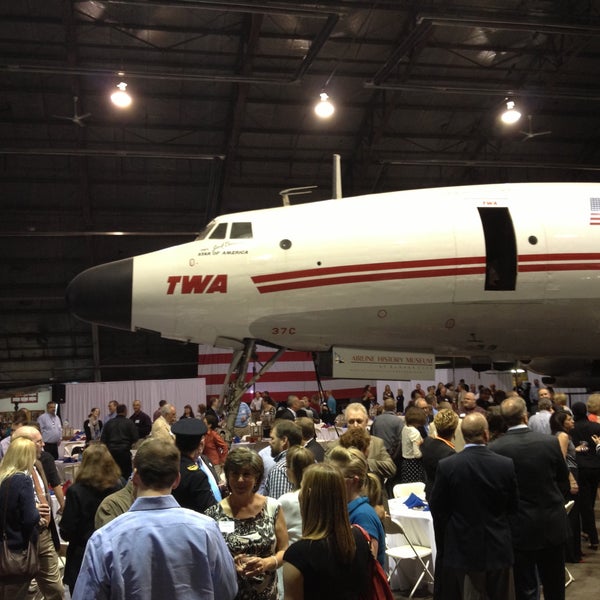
{"left": 198, "top": 344, "right": 369, "bottom": 403}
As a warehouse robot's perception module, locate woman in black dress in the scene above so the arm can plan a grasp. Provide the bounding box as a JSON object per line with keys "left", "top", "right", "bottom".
{"left": 283, "top": 463, "right": 371, "bottom": 600}
{"left": 59, "top": 443, "right": 123, "bottom": 593}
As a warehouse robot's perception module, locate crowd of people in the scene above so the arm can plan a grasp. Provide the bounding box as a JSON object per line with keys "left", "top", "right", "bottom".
{"left": 0, "top": 383, "right": 599, "bottom": 600}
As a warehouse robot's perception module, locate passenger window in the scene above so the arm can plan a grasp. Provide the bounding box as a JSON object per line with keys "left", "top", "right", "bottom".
{"left": 209, "top": 223, "right": 228, "bottom": 239}
{"left": 477, "top": 207, "right": 517, "bottom": 291}
{"left": 231, "top": 222, "right": 253, "bottom": 239}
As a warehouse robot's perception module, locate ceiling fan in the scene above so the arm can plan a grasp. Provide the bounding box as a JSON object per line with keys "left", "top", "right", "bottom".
{"left": 519, "top": 114, "right": 551, "bottom": 141}
{"left": 52, "top": 96, "right": 91, "bottom": 127}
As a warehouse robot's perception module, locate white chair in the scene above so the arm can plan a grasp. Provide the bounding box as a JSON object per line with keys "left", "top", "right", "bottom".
{"left": 393, "top": 481, "right": 426, "bottom": 500}
{"left": 564, "top": 500, "right": 575, "bottom": 588}
{"left": 385, "top": 517, "right": 434, "bottom": 599}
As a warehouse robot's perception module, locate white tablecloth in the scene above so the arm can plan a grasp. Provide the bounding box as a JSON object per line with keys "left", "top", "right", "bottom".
{"left": 62, "top": 440, "right": 85, "bottom": 458}
{"left": 314, "top": 424, "right": 344, "bottom": 441}
{"left": 387, "top": 498, "right": 436, "bottom": 592}
{"left": 55, "top": 460, "right": 81, "bottom": 483}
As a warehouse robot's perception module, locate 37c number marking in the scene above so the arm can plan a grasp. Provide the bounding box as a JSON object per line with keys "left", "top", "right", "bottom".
{"left": 271, "top": 327, "right": 297, "bottom": 335}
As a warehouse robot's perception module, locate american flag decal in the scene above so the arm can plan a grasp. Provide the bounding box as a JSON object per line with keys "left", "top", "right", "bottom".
{"left": 591, "top": 198, "right": 600, "bottom": 225}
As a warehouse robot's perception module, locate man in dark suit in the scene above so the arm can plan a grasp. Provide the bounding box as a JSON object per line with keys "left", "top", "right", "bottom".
{"left": 490, "top": 397, "right": 570, "bottom": 600}
{"left": 430, "top": 413, "right": 518, "bottom": 600}
{"left": 296, "top": 416, "right": 324, "bottom": 462}
{"left": 101, "top": 404, "right": 139, "bottom": 479}
{"left": 275, "top": 394, "right": 300, "bottom": 421}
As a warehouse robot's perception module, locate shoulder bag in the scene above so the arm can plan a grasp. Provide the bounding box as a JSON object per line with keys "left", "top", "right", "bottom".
{"left": 0, "top": 474, "right": 40, "bottom": 583}
{"left": 353, "top": 524, "right": 394, "bottom": 600}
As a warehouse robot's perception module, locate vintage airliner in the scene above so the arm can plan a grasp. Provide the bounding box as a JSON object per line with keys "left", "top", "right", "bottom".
{"left": 67, "top": 181, "right": 600, "bottom": 396}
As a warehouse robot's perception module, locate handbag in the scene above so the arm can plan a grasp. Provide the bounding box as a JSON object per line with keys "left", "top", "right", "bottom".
{"left": 0, "top": 475, "right": 40, "bottom": 583}
{"left": 353, "top": 524, "right": 394, "bottom": 600}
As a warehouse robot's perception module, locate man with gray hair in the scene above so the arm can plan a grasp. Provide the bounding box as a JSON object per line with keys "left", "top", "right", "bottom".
{"left": 151, "top": 402, "right": 177, "bottom": 442}
{"left": 340, "top": 402, "right": 396, "bottom": 482}
{"left": 275, "top": 394, "right": 300, "bottom": 421}
{"left": 527, "top": 396, "right": 553, "bottom": 435}
{"left": 490, "top": 397, "right": 569, "bottom": 600}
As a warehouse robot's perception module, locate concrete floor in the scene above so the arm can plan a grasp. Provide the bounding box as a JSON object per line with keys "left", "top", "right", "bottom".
{"left": 393, "top": 503, "right": 600, "bottom": 599}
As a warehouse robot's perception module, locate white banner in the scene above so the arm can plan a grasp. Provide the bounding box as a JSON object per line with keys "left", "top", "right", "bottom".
{"left": 332, "top": 347, "right": 435, "bottom": 381}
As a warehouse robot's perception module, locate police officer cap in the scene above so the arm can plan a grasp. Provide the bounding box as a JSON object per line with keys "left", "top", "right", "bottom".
{"left": 171, "top": 418, "right": 207, "bottom": 438}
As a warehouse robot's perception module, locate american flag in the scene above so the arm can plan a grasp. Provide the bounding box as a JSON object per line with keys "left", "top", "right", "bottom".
{"left": 590, "top": 198, "right": 600, "bottom": 225}
{"left": 198, "top": 344, "right": 369, "bottom": 402}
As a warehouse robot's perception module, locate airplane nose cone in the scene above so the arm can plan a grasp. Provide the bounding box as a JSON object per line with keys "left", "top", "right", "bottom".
{"left": 66, "top": 258, "right": 133, "bottom": 330}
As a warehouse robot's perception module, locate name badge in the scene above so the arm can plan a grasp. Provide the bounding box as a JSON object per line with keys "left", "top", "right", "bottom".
{"left": 219, "top": 521, "right": 235, "bottom": 534}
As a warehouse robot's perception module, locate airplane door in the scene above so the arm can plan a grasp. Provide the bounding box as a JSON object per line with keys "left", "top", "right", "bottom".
{"left": 454, "top": 196, "right": 547, "bottom": 302}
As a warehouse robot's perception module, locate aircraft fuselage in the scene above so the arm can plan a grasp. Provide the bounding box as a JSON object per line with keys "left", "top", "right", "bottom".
{"left": 66, "top": 182, "right": 600, "bottom": 373}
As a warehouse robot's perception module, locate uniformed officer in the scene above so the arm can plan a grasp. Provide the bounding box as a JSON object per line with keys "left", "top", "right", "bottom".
{"left": 171, "top": 418, "right": 217, "bottom": 513}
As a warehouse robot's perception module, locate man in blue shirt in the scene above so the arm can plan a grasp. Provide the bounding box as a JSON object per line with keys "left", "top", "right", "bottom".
{"left": 37, "top": 401, "right": 62, "bottom": 459}
{"left": 233, "top": 400, "right": 252, "bottom": 438}
{"left": 104, "top": 399, "right": 118, "bottom": 423}
{"left": 326, "top": 390, "right": 337, "bottom": 416}
{"left": 72, "top": 438, "right": 237, "bottom": 600}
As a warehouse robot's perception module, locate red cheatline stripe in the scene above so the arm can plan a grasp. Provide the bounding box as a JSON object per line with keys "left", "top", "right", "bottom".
{"left": 251, "top": 256, "right": 485, "bottom": 284}
{"left": 255, "top": 266, "right": 485, "bottom": 294}
{"left": 519, "top": 262, "right": 600, "bottom": 272}
{"left": 518, "top": 253, "right": 600, "bottom": 262}
{"left": 251, "top": 253, "right": 600, "bottom": 294}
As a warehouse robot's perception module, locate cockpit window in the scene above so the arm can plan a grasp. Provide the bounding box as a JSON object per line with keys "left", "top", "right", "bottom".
{"left": 231, "top": 222, "right": 253, "bottom": 239}
{"left": 209, "top": 223, "right": 228, "bottom": 239}
{"left": 194, "top": 220, "right": 217, "bottom": 241}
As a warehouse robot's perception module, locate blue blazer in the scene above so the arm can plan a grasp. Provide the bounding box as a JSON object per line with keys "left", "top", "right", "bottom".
{"left": 0, "top": 472, "right": 39, "bottom": 550}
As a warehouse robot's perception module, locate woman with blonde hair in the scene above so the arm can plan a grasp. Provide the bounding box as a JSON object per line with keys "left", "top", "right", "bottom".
{"left": 587, "top": 393, "right": 600, "bottom": 422}
{"left": 59, "top": 443, "right": 124, "bottom": 593}
{"left": 326, "top": 446, "right": 386, "bottom": 567}
{"left": 0, "top": 437, "right": 41, "bottom": 599}
{"left": 283, "top": 463, "right": 371, "bottom": 599}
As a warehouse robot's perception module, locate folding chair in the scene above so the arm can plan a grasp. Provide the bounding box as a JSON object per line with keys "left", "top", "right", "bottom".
{"left": 385, "top": 517, "right": 434, "bottom": 599}
{"left": 564, "top": 500, "right": 575, "bottom": 588}
{"left": 392, "top": 481, "right": 425, "bottom": 500}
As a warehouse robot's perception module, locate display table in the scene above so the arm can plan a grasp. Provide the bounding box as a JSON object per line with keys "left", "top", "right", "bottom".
{"left": 62, "top": 439, "right": 85, "bottom": 458}
{"left": 387, "top": 498, "right": 436, "bottom": 592}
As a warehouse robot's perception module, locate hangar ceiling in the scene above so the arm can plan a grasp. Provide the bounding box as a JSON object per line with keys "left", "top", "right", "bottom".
{"left": 2, "top": 0, "right": 600, "bottom": 391}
